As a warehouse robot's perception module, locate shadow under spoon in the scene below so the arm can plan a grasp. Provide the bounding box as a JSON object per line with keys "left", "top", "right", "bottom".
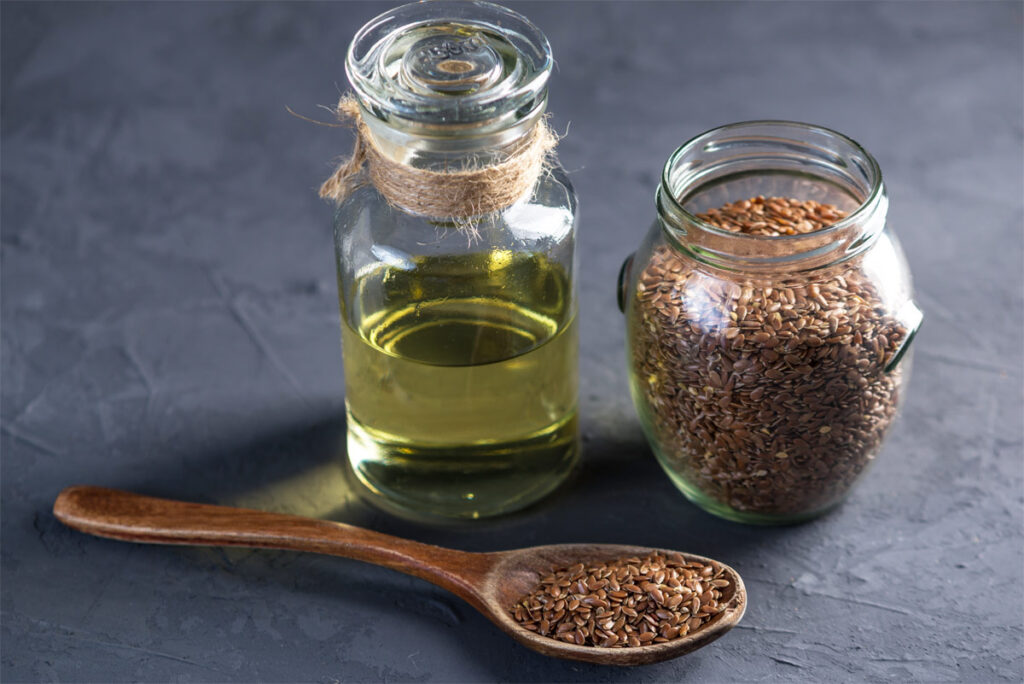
{"left": 53, "top": 485, "right": 746, "bottom": 666}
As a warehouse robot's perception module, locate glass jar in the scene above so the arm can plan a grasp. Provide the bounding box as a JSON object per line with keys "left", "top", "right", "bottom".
{"left": 619, "top": 121, "right": 921, "bottom": 524}
{"left": 333, "top": 1, "right": 578, "bottom": 519}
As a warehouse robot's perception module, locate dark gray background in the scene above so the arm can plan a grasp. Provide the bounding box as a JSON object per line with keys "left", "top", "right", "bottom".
{"left": 2, "top": 1, "right": 1022, "bottom": 682}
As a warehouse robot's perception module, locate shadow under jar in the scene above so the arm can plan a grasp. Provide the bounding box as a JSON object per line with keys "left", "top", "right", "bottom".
{"left": 619, "top": 122, "right": 922, "bottom": 525}
{"left": 334, "top": 2, "right": 578, "bottom": 519}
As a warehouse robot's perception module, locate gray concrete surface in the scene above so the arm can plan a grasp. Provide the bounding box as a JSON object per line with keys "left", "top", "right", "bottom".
{"left": 2, "top": 2, "right": 1022, "bottom": 682}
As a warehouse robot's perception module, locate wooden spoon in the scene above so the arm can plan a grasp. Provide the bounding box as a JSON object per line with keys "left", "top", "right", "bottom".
{"left": 53, "top": 485, "right": 746, "bottom": 666}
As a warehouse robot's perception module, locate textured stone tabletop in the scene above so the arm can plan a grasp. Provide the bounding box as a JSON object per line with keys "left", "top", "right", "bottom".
{"left": 2, "top": 2, "right": 1022, "bottom": 682}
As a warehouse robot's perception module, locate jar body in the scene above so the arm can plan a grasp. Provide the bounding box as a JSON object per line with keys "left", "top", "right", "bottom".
{"left": 621, "top": 122, "right": 920, "bottom": 524}
{"left": 626, "top": 224, "right": 913, "bottom": 523}
{"left": 335, "top": 163, "right": 578, "bottom": 519}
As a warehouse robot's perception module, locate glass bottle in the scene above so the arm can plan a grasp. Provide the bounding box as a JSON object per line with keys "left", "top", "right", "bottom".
{"left": 333, "top": 1, "right": 578, "bottom": 519}
{"left": 618, "top": 121, "right": 922, "bottom": 524}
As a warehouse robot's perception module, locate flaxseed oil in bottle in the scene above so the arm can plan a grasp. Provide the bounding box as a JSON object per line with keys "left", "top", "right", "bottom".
{"left": 341, "top": 250, "right": 578, "bottom": 518}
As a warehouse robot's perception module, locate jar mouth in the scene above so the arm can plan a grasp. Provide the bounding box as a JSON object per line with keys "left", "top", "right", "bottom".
{"left": 656, "top": 121, "right": 887, "bottom": 271}
{"left": 346, "top": 1, "right": 552, "bottom": 132}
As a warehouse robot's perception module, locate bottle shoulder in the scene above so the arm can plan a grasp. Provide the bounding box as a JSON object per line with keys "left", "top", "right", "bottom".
{"left": 536, "top": 161, "right": 578, "bottom": 215}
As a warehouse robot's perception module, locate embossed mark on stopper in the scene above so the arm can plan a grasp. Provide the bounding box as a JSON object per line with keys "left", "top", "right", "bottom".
{"left": 400, "top": 33, "right": 503, "bottom": 94}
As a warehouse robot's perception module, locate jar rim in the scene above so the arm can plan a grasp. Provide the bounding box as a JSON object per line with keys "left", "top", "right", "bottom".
{"left": 658, "top": 120, "right": 885, "bottom": 244}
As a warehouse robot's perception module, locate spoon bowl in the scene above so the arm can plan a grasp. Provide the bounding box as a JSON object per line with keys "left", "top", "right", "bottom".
{"left": 476, "top": 543, "right": 746, "bottom": 665}
{"left": 54, "top": 486, "right": 746, "bottom": 666}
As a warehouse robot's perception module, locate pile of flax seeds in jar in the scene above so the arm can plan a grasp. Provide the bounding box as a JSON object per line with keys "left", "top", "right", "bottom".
{"left": 632, "top": 196, "right": 909, "bottom": 516}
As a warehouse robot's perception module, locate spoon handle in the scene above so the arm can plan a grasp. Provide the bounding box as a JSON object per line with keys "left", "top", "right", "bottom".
{"left": 53, "top": 486, "right": 493, "bottom": 598}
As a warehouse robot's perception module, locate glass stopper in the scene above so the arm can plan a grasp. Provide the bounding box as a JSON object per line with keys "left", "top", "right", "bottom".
{"left": 400, "top": 31, "right": 503, "bottom": 95}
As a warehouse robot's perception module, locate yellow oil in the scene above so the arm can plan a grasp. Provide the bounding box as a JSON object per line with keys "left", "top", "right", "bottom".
{"left": 340, "top": 251, "right": 578, "bottom": 518}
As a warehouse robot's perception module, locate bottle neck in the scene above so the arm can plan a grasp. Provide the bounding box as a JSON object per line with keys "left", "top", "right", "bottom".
{"left": 358, "top": 98, "right": 547, "bottom": 172}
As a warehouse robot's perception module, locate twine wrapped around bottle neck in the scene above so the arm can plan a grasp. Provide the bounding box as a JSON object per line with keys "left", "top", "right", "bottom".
{"left": 319, "top": 97, "right": 557, "bottom": 219}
